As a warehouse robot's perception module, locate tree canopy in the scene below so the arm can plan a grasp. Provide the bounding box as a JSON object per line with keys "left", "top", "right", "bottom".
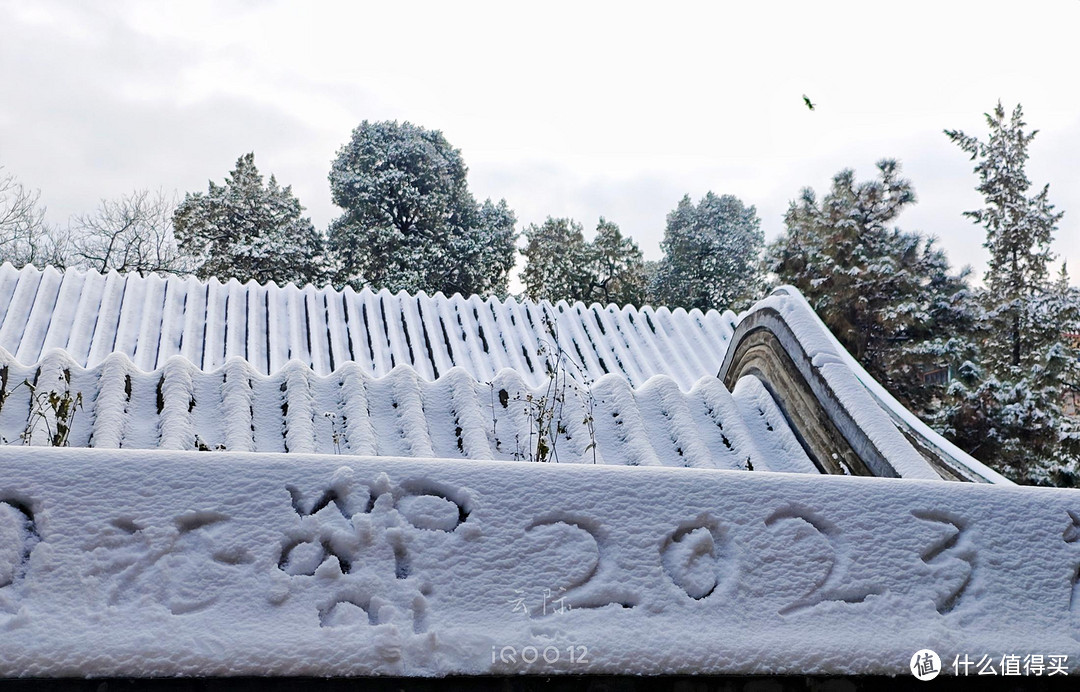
{"left": 766, "top": 160, "right": 969, "bottom": 411}
{"left": 649, "top": 193, "right": 763, "bottom": 312}
{"left": 521, "top": 217, "right": 646, "bottom": 306}
{"left": 940, "top": 103, "right": 1080, "bottom": 485}
{"left": 174, "top": 153, "right": 327, "bottom": 286}
{"left": 328, "top": 120, "right": 517, "bottom": 296}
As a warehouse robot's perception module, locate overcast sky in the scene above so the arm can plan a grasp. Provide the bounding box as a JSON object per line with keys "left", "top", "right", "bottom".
{"left": 2, "top": 0, "right": 1079, "bottom": 288}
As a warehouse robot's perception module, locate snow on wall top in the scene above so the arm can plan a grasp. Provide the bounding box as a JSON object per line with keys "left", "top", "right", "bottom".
{"left": 0, "top": 263, "right": 738, "bottom": 390}
{"left": 0, "top": 346, "right": 817, "bottom": 474}
{"left": 1, "top": 447, "right": 1077, "bottom": 676}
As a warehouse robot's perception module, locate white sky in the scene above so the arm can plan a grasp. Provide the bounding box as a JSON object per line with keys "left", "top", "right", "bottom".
{"left": 2, "top": 0, "right": 1080, "bottom": 288}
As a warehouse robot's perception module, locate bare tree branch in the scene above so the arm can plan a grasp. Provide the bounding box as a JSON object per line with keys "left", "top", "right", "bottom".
{"left": 70, "top": 189, "right": 192, "bottom": 276}
{"left": 0, "top": 166, "right": 68, "bottom": 269}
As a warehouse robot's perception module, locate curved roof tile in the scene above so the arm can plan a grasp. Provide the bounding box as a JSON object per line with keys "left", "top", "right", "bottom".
{"left": 0, "top": 263, "right": 737, "bottom": 389}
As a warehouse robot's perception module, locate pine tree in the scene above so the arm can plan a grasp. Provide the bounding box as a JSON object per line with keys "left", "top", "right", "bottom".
{"left": 521, "top": 217, "right": 647, "bottom": 306}
{"left": 328, "top": 120, "right": 517, "bottom": 296}
{"left": 946, "top": 102, "right": 1061, "bottom": 370}
{"left": 766, "top": 160, "right": 968, "bottom": 415}
{"left": 585, "top": 218, "right": 647, "bottom": 307}
{"left": 649, "top": 193, "right": 763, "bottom": 312}
{"left": 941, "top": 103, "right": 1079, "bottom": 485}
{"left": 174, "top": 153, "right": 327, "bottom": 286}
{"left": 521, "top": 218, "right": 591, "bottom": 302}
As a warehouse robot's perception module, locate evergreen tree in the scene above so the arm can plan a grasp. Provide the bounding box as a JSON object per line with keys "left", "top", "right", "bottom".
{"left": 449, "top": 198, "right": 517, "bottom": 298}
{"left": 642, "top": 260, "right": 660, "bottom": 301}
{"left": 174, "top": 153, "right": 327, "bottom": 286}
{"left": 941, "top": 103, "right": 1079, "bottom": 485}
{"left": 765, "top": 160, "right": 969, "bottom": 414}
{"left": 946, "top": 102, "right": 1061, "bottom": 370}
{"left": 328, "top": 120, "right": 517, "bottom": 296}
{"left": 650, "top": 193, "right": 763, "bottom": 312}
{"left": 585, "top": 218, "right": 647, "bottom": 307}
{"left": 521, "top": 217, "right": 591, "bottom": 302}
{"left": 521, "top": 217, "right": 647, "bottom": 306}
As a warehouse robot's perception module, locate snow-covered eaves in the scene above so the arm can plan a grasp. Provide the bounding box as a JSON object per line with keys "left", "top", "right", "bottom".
{"left": 0, "top": 447, "right": 1075, "bottom": 676}
{"left": 762, "top": 288, "right": 1008, "bottom": 484}
{"left": 720, "top": 287, "right": 1005, "bottom": 484}
{"left": 0, "top": 263, "right": 737, "bottom": 390}
{"left": 0, "top": 347, "right": 817, "bottom": 474}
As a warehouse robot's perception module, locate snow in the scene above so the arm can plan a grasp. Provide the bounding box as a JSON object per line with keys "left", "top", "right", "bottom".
{"left": 0, "top": 346, "right": 815, "bottom": 474}
{"left": 731, "top": 376, "right": 818, "bottom": 474}
{"left": 0, "top": 446, "right": 1075, "bottom": 676}
{"left": 0, "top": 263, "right": 738, "bottom": 390}
{"left": 0, "top": 268, "right": 1000, "bottom": 482}
{"left": 735, "top": 290, "right": 945, "bottom": 481}
{"left": 0, "top": 266, "right": 1043, "bottom": 676}
{"left": 760, "top": 286, "right": 1010, "bottom": 484}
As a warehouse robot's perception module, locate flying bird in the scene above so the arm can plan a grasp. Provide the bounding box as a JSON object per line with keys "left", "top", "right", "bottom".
{"left": 803, "top": 95, "right": 816, "bottom": 111}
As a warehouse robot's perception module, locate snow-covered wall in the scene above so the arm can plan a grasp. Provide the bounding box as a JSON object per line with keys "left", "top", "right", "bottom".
{"left": 0, "top": 263, "right": 736, "bottom": 389}
{"left": 0, "top": 447, "right": 1077, "bottom": 677}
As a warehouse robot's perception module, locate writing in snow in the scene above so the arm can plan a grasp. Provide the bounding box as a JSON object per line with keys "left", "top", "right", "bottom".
{"left": 510, "top": 588, "right": 572, "bottom": 617}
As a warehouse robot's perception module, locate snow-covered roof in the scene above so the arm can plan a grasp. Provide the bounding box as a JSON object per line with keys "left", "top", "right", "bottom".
{"left": 720, "top": 287, "right": 1005, "bottom": 484}
{"left": 0, "top": 262, "right": 737, "bottom": 389}
{"left": 0, "top": 347, "right": 816, "bottom": 473}
{"left": 0, "top": 264, "right": 1002, "bottom": 483}
{"left": 0, "top": 265, "right": 1067, "bottom": 679}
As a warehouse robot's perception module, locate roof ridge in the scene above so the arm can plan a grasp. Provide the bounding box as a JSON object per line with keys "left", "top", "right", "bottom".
{"left": 0, "top": 264, "right": 737, "bottom": 386}
{"left": 0, "top": 261, "right": 734, "bottom": 317}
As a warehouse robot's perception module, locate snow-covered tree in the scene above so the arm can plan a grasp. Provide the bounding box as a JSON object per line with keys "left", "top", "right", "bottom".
{"left": 586, "top": 218, "right": 647, "bottom": 307}
{"left": 766, "top": 160, "right": 969, "bottom": 414}
{"left": 521, "top": 217, "right": 590, "bottom": 302}
{"left": 0, "top": 167, "right": 69, "bottom": 269}
{"left": 947, "top": 102, "right": 1061, "bottom": 370}
{"left": 174, "top": 153, "right": 327, "bottom": 286}
{"left": 521, "top": 217, "right": 646, "bottom": 306}
{"left": 937, "top": 273, "right": 1080, "bottom": 486}
{"left": 71, "top": 189, "right": 190, "bottom": 276}
{"left": 940, "top": 103, "right": 1079, "bottom": 485}
{"left": 328, "top": 120, "right": 517, "bottom": 296}
{"left": 446, "top": 198, "right": 517, "bottom": 298}
{"left": 649, "top": 193, "right": 763, "bottom": 312}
